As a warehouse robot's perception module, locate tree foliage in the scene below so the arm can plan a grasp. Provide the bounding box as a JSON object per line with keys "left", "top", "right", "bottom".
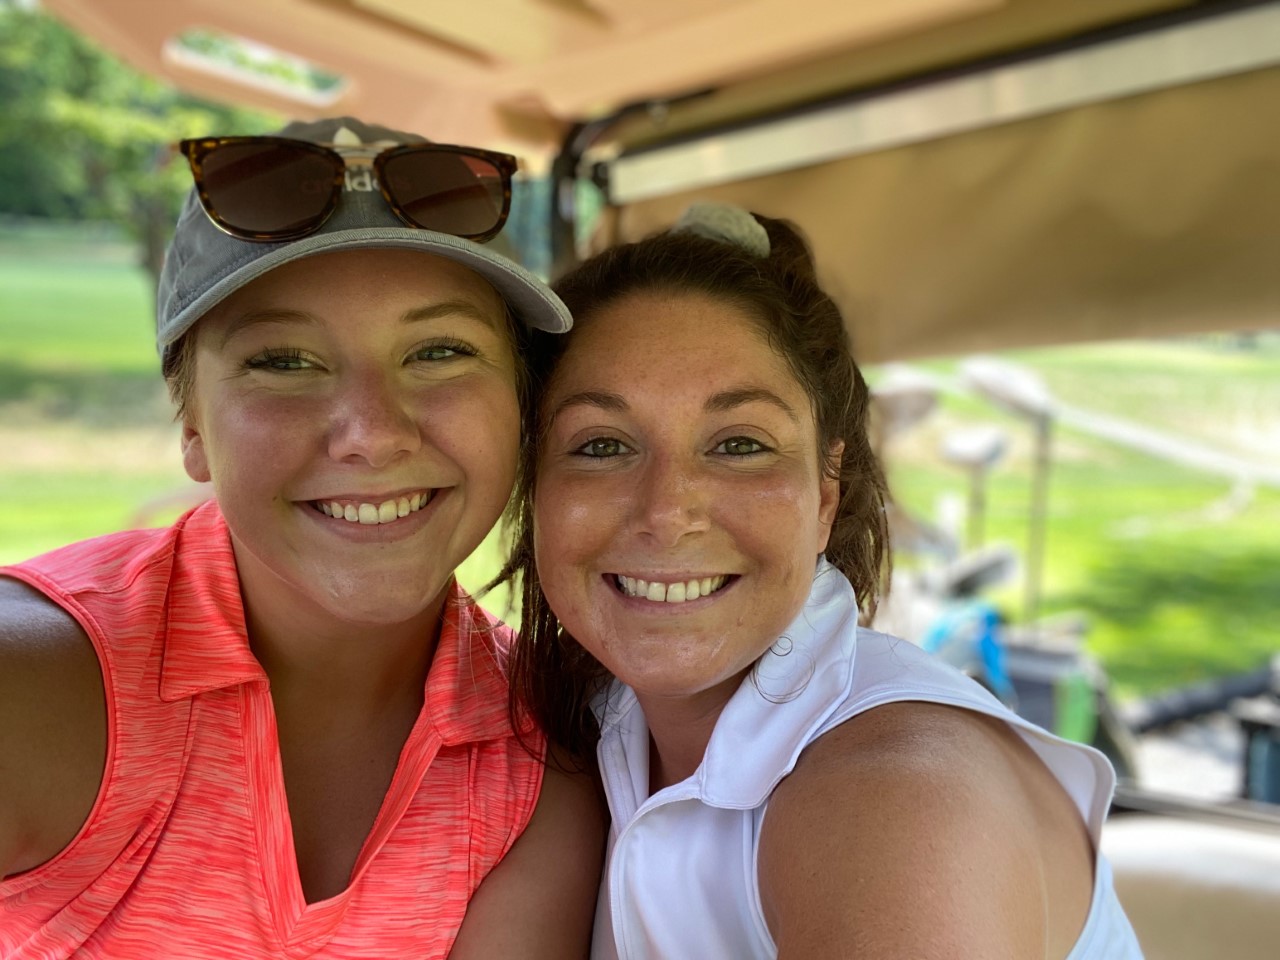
{"left": 0, "top": 2, "right": 277, "bottom": 283}
{"left": 0, "top": 4, "right": 555, "bottom": 281}
{"left": 176, "top": 28, "right": 343, "bottom": 95}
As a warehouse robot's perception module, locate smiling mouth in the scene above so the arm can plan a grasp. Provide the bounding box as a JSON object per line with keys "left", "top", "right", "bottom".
{"left": 311, "top": 490, "right": 435, "bottom": 525}
{"left": 612, "top": 574, "right": 734, "bottom": 603}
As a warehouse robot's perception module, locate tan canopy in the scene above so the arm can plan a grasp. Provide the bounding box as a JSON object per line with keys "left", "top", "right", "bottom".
{"left": 40, "top": 0, "right": 1029, "bottom": 153}
{"left": 596, "top": 66, "right": 1280, "bottom": 361}
{"left": 42, "top": 0, "right": 1280, "bottom": 358}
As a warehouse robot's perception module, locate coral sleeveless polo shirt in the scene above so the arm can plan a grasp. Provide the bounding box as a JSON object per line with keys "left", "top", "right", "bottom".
{"left": 0, "top": 501, "right": 545, "bottom": 959}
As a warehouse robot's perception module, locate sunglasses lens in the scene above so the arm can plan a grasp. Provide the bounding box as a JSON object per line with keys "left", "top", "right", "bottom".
{"left": 199, "top": 142, "right": 337, "bottom": 237}
{"left": 381, "top": 151, "right": 507, "bottom": 237}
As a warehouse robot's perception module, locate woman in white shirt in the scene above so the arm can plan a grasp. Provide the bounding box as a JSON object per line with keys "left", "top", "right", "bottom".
{"left": 500, "top": 203, "right": 1144, "bottom": 959}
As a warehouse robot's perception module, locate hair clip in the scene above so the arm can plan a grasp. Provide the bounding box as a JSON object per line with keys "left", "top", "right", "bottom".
{"left": 671, "top": 202, "right": 770, "bottom": 258}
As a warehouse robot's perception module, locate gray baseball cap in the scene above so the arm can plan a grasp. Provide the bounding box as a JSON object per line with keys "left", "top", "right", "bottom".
{"left": 157, "top": 116, "right": 571, "bottom": 356}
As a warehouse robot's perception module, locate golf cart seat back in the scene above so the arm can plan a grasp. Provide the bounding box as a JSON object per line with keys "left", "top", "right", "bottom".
{"left": 1102, "top": 814, "right": 1280, "bottom": 959}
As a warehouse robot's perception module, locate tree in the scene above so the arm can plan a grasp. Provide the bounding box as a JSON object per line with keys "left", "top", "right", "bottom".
{"left": 0, "top": 2, "right": 276, "bottom": 291}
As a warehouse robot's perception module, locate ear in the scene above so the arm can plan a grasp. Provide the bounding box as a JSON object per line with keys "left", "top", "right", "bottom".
{"left": 816, "top": 439, "right": 844, "bottom": 552}
{"left": 181, "top": 416, "right": 212, "bottom": 484}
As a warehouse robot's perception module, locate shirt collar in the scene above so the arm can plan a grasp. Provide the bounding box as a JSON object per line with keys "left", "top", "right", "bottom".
{"left": 422, "top": 592, "right": 524, "bottom": 746}
{"left": 158, "top": 501, "right": 521, "bottom": 748}
{"left": 697, "top": 562, "right": 862, "bottom": 807}
{"left": 159, "top": 500, "right": 266, "bottom": 702}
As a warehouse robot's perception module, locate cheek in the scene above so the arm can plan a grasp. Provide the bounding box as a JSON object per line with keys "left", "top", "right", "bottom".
{"left": 422, "top": 380, "right": 521, "bottom": 469}
{"left": 717, "top": 470, "right": 829, "bottom": 584}
{"left": 532, "top": 495, "right": 579, "bottom": 575}
{"left": 207, "top": 398, "right": 319, "bottom": 473}
{"left": 531, "top": 521, "right": 585, "bottom": 639}
{"left": 731, "top": 469, "right": 822, "bottom": 529}
{"left": 532, "top": 477, "right": 613, "bottom": 623}
{"left": 534, "top": 468, "right": 623, "bottom": 552}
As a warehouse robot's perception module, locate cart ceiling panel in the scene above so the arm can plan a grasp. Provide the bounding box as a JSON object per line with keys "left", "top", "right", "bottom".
{"left": 595, "top": 66, "right": 1280, "bottom": 361}
{"left": 39, "top": 0, "right": 1202, "bottom": 153}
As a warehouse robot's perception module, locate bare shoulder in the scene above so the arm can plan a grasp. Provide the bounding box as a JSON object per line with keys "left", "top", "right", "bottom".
{"left": 449, "top": 744, "right": 605, "bottom": 959}
{"left": 759, "top": 702, "right": 1094, "bottom": 960}
{"left": 0, "top": 576, "right": 107, "bottom": 879}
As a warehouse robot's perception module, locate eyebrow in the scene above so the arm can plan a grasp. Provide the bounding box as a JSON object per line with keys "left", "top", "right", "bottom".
{"left": 400, "top": 299, "right": 502, "bottom": 330}
{"left": 549, "top": 390, "right": 629, "bottom": 422}
{"left": 218, "top": 309, "right": 315, "bottom": 349}
{"left": 548, "top": 386, "right": 801, "bottom": 424}
{"left": 217, "top": 298, "right": 501, "bottom": 349}
{"left": 705, "top": 387, "right": 801, "bottom": 423}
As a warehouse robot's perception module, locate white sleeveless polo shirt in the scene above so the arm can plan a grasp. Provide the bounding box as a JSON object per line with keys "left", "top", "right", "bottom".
{"left": 592, "top": 561, "right": 1144, "bottom": 959}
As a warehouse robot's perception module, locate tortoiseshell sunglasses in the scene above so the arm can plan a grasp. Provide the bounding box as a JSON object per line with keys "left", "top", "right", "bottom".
{"left": 177, "top": 136, "right": 517, "bottom": 243}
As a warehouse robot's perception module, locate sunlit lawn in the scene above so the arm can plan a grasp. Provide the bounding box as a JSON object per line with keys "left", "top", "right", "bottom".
{"left": 2, "top": 225, "right": 1277, "bottom": 693}
{"left": 888, "top": 451, "right": 1280, "bottom": 698}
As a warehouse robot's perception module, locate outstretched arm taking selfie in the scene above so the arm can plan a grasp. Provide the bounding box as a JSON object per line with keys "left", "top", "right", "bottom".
{"left": 0, "top": 578, "right": 106, "bottom": 881}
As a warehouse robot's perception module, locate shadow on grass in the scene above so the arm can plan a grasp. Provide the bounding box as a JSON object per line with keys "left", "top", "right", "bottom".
{"left": 0, "top": 361, "right": 172, "bottom": 426}
{"left": 1063, "top": 540, "right": 1280, "bottom": 696}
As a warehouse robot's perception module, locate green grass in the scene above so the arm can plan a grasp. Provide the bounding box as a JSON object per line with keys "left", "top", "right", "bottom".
{"left": 883, "top": 343, "right": 1280, "bottom": 698}
{"left": 0, "top": 259, "right": 156, "bottom": 372}
{"left": 2, "top": 224, "right": 1277, "bottom": 695}
{"left": 0, "top": 465, "right": 191, "bottom": 562}
{"left": 0, "top": 225, "right": 164, "bottom": 423}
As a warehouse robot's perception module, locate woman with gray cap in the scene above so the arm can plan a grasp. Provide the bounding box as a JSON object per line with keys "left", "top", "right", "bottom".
{"left": 0, "top": 117, "right": 601, "bottom": 958}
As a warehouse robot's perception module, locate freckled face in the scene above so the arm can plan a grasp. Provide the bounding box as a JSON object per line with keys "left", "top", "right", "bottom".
{"left": 533, "top": 291, "right": 840, "bottom": 711}
{"left": 181, "top": 247, "right": 521, "bottom": 630}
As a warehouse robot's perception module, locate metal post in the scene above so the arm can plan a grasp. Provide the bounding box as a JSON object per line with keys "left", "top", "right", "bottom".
{"left": 1025, "top": 414, "right": 1053, "bottom": 631}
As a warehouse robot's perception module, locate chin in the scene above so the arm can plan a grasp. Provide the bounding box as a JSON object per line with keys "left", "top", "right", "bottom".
{"left": 613, "top": 657, "right": 738, "bottom": 700}
{"left": 311, "top": 581, "right": 446, "bottom": 628}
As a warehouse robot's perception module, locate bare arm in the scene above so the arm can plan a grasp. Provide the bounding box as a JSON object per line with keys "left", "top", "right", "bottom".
{"left": 758, "top": 702, "right": 1095, "bottom": 960}
{"left": 0, "top": 577, "right": 107, "bottom": 879}
{"left": 449, "top": 746, "right": 605, "bottom": 959}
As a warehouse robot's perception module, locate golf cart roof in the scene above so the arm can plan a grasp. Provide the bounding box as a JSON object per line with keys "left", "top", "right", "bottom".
{"left": 41, "top": 0, "right": 1280, "bottom": 359}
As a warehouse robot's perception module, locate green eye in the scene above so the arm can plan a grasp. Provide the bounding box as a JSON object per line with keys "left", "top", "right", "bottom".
{"left": 412, "top": 339, "right": 476, "bottom": 363}
{"left": 415, "top": 345, "right": 457, "bottom": 362}
{"left": 577, "top": 437, "right": 628, "bottom": 458}
{"left": 246, "top": 348, "right": 309, "bottom": 371}
{"left": 717, "top": 436, "right": 766, "bottom": 456}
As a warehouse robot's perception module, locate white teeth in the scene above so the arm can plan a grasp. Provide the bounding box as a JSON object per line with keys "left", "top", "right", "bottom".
{"left": 317, "top": 491, "right": 432, "bottom": 524}
{"left": 616, "top": 574, "right": 728, "bottom": 602}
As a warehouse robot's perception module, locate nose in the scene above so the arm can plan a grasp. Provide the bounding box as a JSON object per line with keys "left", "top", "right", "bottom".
{"left": 631, "top": 455, "right": 711, "bottom": 547}
{"left": 326, "top": 367, "right": 421, "bottom": 468}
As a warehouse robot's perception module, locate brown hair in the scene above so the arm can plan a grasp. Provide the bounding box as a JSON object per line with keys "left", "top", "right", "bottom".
{"left": 162, "top": 334, "right": 198, "bottom": 419}
{"left": 499, "top": 214, "right": 891, "bottom": 761}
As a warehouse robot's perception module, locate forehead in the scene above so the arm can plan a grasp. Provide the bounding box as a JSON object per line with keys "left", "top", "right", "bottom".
{"left": 196, "top": 247, "right": 509, "bottom": 340}
{"left": 553, "top": 290, "right": 801, "bottom": 394}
